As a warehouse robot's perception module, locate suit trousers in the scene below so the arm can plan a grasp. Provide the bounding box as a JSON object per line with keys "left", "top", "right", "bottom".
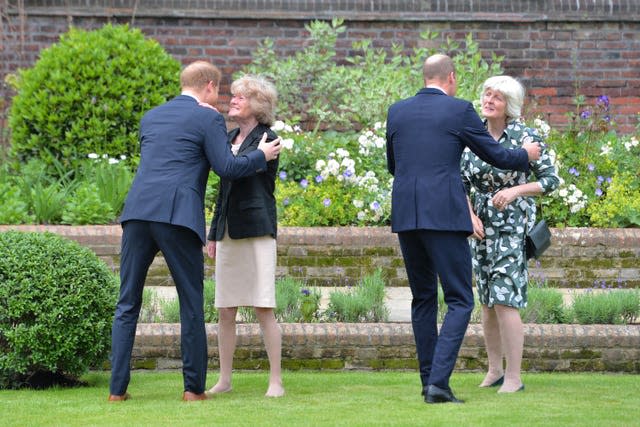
{"left": 110, "top": 220, "right": 207, "bottom": 395}
{"left": 397, "top": 229, "right": 474, "bottom": 391}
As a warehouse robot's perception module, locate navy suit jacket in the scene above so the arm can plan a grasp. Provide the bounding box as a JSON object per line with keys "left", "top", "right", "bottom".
{"left": 386, "top": 88, "right": 530, "bottom": 234}
{"left": 120, "top": 95, "right": 267, "bottom": 243}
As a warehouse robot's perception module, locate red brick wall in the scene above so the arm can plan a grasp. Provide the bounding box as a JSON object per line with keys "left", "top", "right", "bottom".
{"left": 2, "top": 1, "right": 640, "bottom": 133}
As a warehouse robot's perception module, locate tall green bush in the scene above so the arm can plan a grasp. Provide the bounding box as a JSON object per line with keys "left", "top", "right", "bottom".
{"left": 0, "top": 231, "right": 118, "bottom": 389}
{"left": 243, "top": 19, "right": 502, "bottom": 131}
{"left": 8, "top": 24, "right": 180, "bottom": 173}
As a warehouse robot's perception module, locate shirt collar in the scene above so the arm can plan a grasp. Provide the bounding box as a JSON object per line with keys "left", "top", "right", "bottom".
{"left": 181, "top": 90, "right": 200, "bottom": 103}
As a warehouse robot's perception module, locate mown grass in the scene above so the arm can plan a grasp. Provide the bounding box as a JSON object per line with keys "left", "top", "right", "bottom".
{"left": 1, "top": 371, "right": 638, "bottom": 426}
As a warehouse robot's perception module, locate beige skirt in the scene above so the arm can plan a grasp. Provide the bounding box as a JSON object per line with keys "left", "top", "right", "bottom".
{"left": 214, "top": 228, "right": 276, "bottom": 308}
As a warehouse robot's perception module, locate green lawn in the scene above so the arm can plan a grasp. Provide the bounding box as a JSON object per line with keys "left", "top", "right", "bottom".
{"left": 1, "top": 371, "right": 638, "bottom": 426}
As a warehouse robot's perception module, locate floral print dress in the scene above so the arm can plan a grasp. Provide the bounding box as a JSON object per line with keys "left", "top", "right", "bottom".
{"left": 460, "top": 121, "right": 559, "bottom": 308}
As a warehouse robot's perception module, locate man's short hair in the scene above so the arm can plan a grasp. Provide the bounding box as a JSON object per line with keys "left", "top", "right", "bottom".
{"left": 423, "top": 54, "right": 455, "bottom": 82}
{"left": 180, "top": 61, "right": 222, "bottom": 90}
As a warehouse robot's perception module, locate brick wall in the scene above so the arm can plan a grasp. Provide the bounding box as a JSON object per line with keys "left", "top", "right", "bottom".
{"left": 130, "top": 323, "right": 640, "bottom": 373}
{"left": 2, "top": 0, "right": 640, "bottom": 133}
{"left": 1, "top": 225, "right": 638, "bottom": 289}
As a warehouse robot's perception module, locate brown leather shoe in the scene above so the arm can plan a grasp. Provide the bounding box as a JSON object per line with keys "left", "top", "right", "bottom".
{"left": 108, "top": 393, "right": 131, "bottom": 402}
{"left": 182, "top": 391, "right": 208, "bottom": 401}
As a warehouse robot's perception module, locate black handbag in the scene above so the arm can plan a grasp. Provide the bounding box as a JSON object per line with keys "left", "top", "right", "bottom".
{"left": 525, "top": 219, "right": 551, "bottom": 260}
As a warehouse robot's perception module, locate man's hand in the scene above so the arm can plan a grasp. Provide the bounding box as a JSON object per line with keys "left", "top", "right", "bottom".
{"left": 523, "top": 141, "right": 541, "bottom": 161}
{"left": 470, "top": 213, "right": 485, "bottom": 240}
{"left": 206, "top": 241, "right": 216, "bottom": 259}
{"left": 257, "top": 132, "right": 282, "bottom": 161}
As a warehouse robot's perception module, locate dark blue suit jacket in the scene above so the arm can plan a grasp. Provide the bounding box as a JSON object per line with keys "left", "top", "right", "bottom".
{"left": 386, "top": 88, "right": 530, "bottom": 234}
{"left": 120, "top": 95, "right": 267, "bottom": 243}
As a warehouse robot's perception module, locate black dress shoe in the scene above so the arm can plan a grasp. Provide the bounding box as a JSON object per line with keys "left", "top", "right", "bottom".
{"left": 425, "top": 384, "right": 464, "bottom": 404}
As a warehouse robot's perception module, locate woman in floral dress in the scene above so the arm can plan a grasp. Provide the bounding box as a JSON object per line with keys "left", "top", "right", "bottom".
{"left": 460, "top": 75, "right": 559, "bottom": 393}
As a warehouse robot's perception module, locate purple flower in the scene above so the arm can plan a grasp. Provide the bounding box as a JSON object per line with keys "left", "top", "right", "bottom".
{"left": 283, "top": 198, "right": 290, "bottom": 206}
{"left": 370, "top": 201, "right": 381, "bottom": 210}
{"left": 603, "top": 114, "right": 611, "bottom": 123}
{"left": 323, "top": 198, "right": 331, "bottom": 207}
{"left": 595, "top": 188, "right": 603, "bottom": 197}
{"left": 315, "top": 175, "right": 324, "bottom": 183}
{"left": 568, "top": 167, "right": 580, "bottom": 176}
{"left": 301, "top": 289, "right": 310, "bottom": 296}
{"left": 279, "top": 171, "right": 288, "bottom": 181}
{"left": 300, "top": 179, "right": 309, "bottom": 188}
{"left": 597, "top": 95, "right": 610, "bottom": 108}
{"left": 596, "top": 175, "right": 604, "bottom": 183}
{"left": 580, "top": 110, "right": 591, "bottom": 119}
{"left": 343, "top": 170, "right": 353, "bottom": 178}
{"left": 587, "top": 163, "right": 595, "bottom": 172}
{"left": 606, "top": 177, "right": 613, "bottom": 183}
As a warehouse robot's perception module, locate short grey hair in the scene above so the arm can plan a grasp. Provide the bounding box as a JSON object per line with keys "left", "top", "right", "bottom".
{"left": 230, "top": 74, "right": 278, "bottom": 126}
{"left": 481, "top": 75, "right": 525, "bottom": 122}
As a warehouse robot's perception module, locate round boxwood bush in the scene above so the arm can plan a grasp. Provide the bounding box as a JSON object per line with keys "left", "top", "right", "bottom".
{"left": 8, "top": 23, "right": 180, "bottom": 173}
{"left": 0, "top": 231, "right": 118, "bottom": 389}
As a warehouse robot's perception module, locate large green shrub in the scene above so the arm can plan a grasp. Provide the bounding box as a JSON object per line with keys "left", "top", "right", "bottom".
{"left": 0, "top": 231, "right": 118, "bottom": 389}
{"left": 8, "top": 24, "right": 180, "bottom": 173}
{"left": 244, "top": 19, "right": 502, "bottom": 131}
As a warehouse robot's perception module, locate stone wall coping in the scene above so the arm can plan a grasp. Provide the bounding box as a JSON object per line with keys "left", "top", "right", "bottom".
{"left": 11, "top": 0, "right": 640, "bottom": 21}
{"left": 131, "top": 322, "right": 640, "bottom": 373}
{"left": 2, "top": 224, "right": 639, "bottom": 248}
{"left": 138, "top": 322, "right": 640, "bottom": 347}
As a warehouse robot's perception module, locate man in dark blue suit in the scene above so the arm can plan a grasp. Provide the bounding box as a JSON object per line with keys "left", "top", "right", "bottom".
{"left": 386, "top": 54, "right": 541, "bottom": 404}
{"left": 108, "top": 61, "right": 282, "bottom": 402}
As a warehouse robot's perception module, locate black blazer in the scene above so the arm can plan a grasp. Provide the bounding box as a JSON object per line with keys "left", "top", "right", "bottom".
{"left": 208, "top": 124, "right": 279, "bottom": 241}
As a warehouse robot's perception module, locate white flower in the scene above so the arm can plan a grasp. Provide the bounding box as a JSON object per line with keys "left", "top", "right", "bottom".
{"left": 326, "top": 159, "right": 340, "bottom": 175}
{"left": 558, "top": 188, "right": 568, "bottom": 198}
{"left": 108, "top": 158, "right": 119, "bottom": 164}
{"left": 87, "top": 153, "right": 99, "bottom": 159}
{"left": 336, "top": 148, "right": 350, "bottom": 158}
{"left": 271, "top": 120, "right": 286, "bottom": 132}
{"left": 357, "top": 211, "right": 366, "bottom": 221}
{"left": 315, "top": 159, "right": 326, "bottom": 171}
{"left": 600, "top": 142, "right": 613, "bottom": 156}
{"left": 341, "top": 157, "right": 355, "bottom": 169}
{"left": 120, "top": 155, "right": 127, "bottom": 160}
{"left": 281, "top": 138, "right": 294, "bottom": 150}
{"left": 353, "top": 199, "right": 364, "bottom": 209}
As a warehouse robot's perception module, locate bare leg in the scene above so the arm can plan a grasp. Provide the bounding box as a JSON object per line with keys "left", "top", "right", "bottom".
{"left": 479, "top": 305, "right": 505, "bottom": 387}
{"left": 207, "top": 307, "right": 237, "bottom": 394}
{"left": 255, "top": 307, "right": 284, "bottom": 397}
{"left": 494, "top": 304, "right": 524, "bottom": 392}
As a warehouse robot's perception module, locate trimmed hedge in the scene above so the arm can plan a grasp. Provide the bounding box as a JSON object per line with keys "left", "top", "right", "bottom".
{"left": 0, "top": 231, "right": 118, "bottom": 389}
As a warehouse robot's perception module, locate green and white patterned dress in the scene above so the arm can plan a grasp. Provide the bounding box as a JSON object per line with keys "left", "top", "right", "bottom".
{"left": 460, "top": 121, "right": 559, "bottom": 308}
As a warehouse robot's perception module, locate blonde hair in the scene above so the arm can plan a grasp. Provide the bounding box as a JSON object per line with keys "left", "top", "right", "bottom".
{"left": 481, "top": 75, "right": 525, "bottom": 122}
{"left": 230, "top": 75, "right": 278, "bottom": 126}
{"left": 180, "top": 61, "right": 221, "bottom": 90}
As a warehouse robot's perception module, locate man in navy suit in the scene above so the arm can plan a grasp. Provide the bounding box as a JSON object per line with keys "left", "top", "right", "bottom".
{"left": 386, "top": 54, "right": 541, "bottom": 404}
{"left": 108, "top": 61, "right": 281, "bottom": 402}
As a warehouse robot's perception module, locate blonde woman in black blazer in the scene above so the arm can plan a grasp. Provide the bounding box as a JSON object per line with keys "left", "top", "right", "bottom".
{"left": 205, "top": 75, "right": 284, "bottom": 397}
